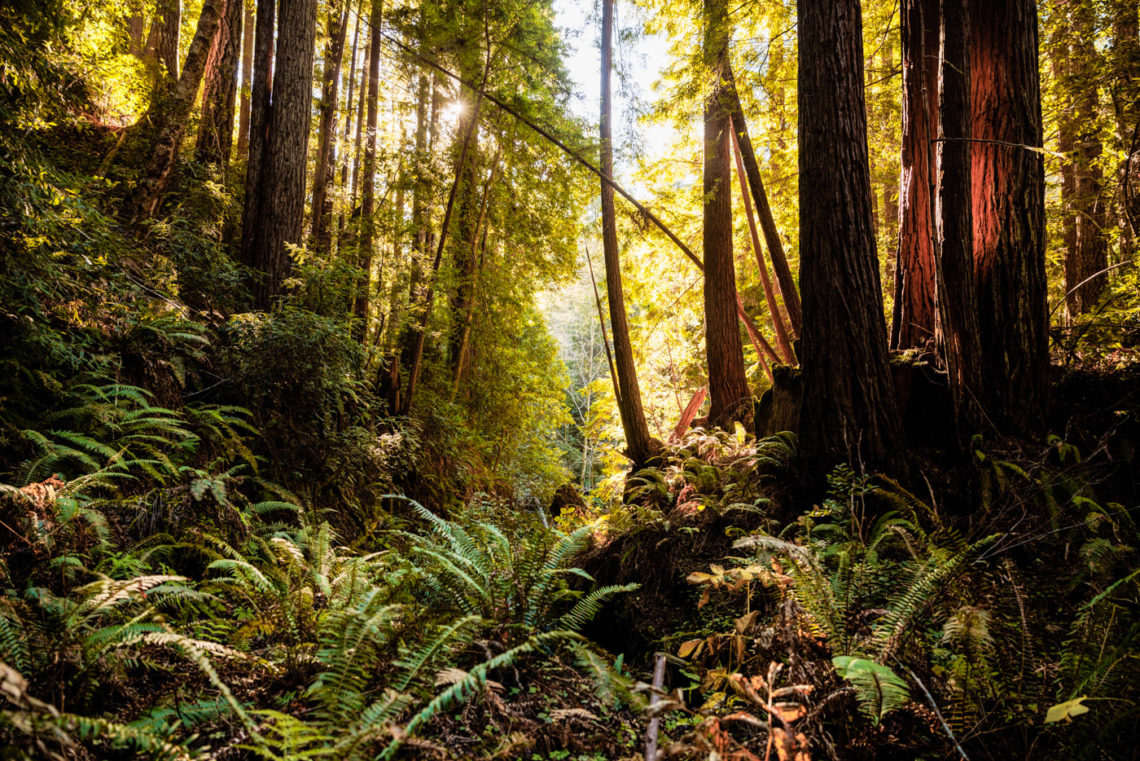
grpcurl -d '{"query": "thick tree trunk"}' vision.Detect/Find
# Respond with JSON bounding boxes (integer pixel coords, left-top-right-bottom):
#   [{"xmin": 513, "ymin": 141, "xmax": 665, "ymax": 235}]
[
  {"xmin": 242, "ymin": 0, "xmax": 319, "ymax": 307},
  {"xmin": 236, "ymin": 0, "xmax": 254, "ymax": 157},
  {"xmin": 892, "ymin": 0, "xmax": 940, "ymax": 350},
  {"xmin": 130, "ymin": 0, "xmax": 224, "ymax": 220},
  {"xmin": 970, "ymin": 0, "xmax": 1049, "ymax": 434},
  {"xmin": 600, "ymin": 0, "xmax": 656, "ymax": 463},
  {"xmin": 703, "ymin": 0, "xmax": 751, "ymax": 427},
  {"xmin": 239, "ymin": 0, "xmax": 275, "ymax": 276},
  {"xmin": 353, "ymin": 0, "xmax": 383, "ymax": 338},
  {"xmin": 196, "ymin": 0, "xmax": 242, "ymax": 172},
  {"xmin": 310, "ymin": 0, "xmax": 352, "ymax": 252},
  {"xmin": 798, "ymin": 0, "xmax": 906, "ymax": 476},
  {"xmin": 722, "ymin": 65, "xmax": 802, "ymax": 338},
  {"xmin": 1059, "ymin": 0, "xmax": 1108, "ymax": 318},
  {"xmin": 1112, "ymin": 1, "xmax": 1140, "ymax": 251},
  {"xmin": 936, "ymin": 0, "xmax": 985, "ymax": 434}
]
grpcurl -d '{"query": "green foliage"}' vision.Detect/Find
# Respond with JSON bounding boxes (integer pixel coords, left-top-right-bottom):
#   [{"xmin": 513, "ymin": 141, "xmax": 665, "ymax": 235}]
[{"xmin": 832, "ymin": 656, "xmax": 910, "ymax": 725}]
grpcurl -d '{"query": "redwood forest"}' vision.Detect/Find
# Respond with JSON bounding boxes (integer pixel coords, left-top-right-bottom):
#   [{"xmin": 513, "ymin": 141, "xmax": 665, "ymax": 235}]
[{"xmin": 1, "ymin": 0, "xmax": 1139, "ymax": 757}]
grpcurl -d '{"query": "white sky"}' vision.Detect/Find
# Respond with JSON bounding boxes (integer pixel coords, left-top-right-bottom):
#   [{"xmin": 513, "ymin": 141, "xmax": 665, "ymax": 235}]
[{"xmin": 552, "ymin": 0, "xmax": 677, "ymax": 185}]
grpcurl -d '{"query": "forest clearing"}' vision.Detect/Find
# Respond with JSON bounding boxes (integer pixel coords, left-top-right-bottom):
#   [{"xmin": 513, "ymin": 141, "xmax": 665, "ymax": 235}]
[{"xmin": 1, "ymin": 0, "xmax": 1138, "ymax": 758}]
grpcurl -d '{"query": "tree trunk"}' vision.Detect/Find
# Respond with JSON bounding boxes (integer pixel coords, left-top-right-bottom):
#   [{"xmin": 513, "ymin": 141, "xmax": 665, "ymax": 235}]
[
  {"xmin": 722, "ymin": 65, "xmax": 802, "ymax": 338},
  {"xmin": 310, "ymin": 0, "xmax": 352, "ymax": 252},
  {"xmin": 148, "ymin": 0, "xmax": 182, "ymax": 81},
  {"xmin": 798, "ymin": 0, "xmax": 906, "ymax": 476},
  {"xmin": 401, "ymin": 87, "xmax": 485, "ymax": 415},
  {"xmin": 239, "ymin": 0, "xmax": 275, "ymax": 276},
  {"xmin": 196, "ymin": 0, "xmax": 242, "ymax": 172},
  {"xmin": 130, "ymin": 0, "xmax": 224, "ymax": 220},
  {"xmin": 353, "ymin": 0, "xmax": 383, "ymax": 338},
  {"xmin": 970, "ymin": 0, "xmax": 1048, "ymax": 434},
  {"xmin": 1059, "ymin": 0, "xmax": 1108, "ymax": 318},
  {"xmin": 336, "ymin": 10, "xmax": 362, "ymax": 239},
  {"xmin": 892, "ymin": 0, "xmax": 940, "ymax": 350},
  {"xmin": 1112, "ymin": 1, "xmax": 1140, "ymax": 253},
  {"xmin": 242, "ymin": 0, "xmax": 319, "ymax": 307},
  {"xmin": 348, "ymin": 35, "xmax": 371, "ymax": 225},
  {"xmin": 936, "ymin": 0, "xmax": 985, "ymax": 435},
  {"xmin": 447, "ymin": 58, "xmax": 484, "ymax": 374},
  {"xmin": 236, "ymin": 0, "xmax": 254, "ymax": 157},
  {"xmin": 703, "ymin": 0, "xmax": 751, "ymax": 428},
  {"xmin": 601, "ymin": 0, "xmax": 656, "ymax": 463}
]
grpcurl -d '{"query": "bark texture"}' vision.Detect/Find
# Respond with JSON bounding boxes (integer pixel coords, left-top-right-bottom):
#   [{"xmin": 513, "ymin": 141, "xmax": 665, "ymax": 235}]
[
  {"xmin": 241, "ymin": 0, "xmax": 319, "ymax": 307},
  {"xmin": 148, "ymin": 0, "xmax": 182, "ymax": 81},
  {"xmin": 196, "ymin": 0, "xmax": 242, "ymax": 171},
  {"xmin": 936, "ymin": 0, "xmax": 985, "ymax": 433},
  {"xmin": 798, "ymin": 0, "xmax": 905, "ymax": 475},
  {"xmin": 703, "ymin": 0, "xmax": 751, "ymax": 427},
  {"xmin": 970, "ymin": 0, "xmax": 1049, "ymax": 434},
  {"xmin": 892, "ymin": 0, "xmax": 940, "ymax": 350},
  {"xmin": 131, "ymin": 0, "xmax": 223, "ymax": 220}
]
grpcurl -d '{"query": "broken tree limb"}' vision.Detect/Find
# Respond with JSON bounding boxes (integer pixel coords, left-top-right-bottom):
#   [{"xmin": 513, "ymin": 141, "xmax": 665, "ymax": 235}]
[
  {"xmin": 723, "ymin": 63, "xmax": 802, "ymax": 336},
  {"xmin": 670, "ymin": 387, "xmax": 707, "ymax": 443},
  {"xmin": 730, "ymin": 119, "xmax": 796, "ymax": 365}
]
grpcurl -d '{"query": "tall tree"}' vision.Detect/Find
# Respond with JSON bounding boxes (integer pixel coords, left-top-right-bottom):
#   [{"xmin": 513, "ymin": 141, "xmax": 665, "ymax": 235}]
[
  {"xmin": 798, "ymin": 0, "xmax": 905, "ymax": 475},
  {"xmin": 970, "ymin": 0, "xmax": 1048, "ymax": 433},
  {"xmin": 236, "ymin": 0, "xmax": 254, "ymax": 156},
  {"xmin": 310, "ymin": 0, "xmax": 353, "ymax": 252},
  {"xmin": 702, "ymin": 0, "xmax": 751, "ymax": 426},
  {"xmin": 600, "ymin": 0, "xmax": 655, "ymax": 464},
  {"xmin": 892, "ymin": 0, "xmax": 940, "ymax": 350},
  {"xmin": 130, "ymin": 0, "xmax": 224, "ymax": 220},
  {"xmin": 196, "ymin": 0, "xmax": 242, "ymax": 172},
  {"xmin": 240, "ymin": 0, "xmax": 319, "ymax": 306},
  {"xmin": 1057, "ymin": 0, "xmax": 1108, "ymax": 318},
  {"xmin": 353, "ymin": 0, "xmax": 383, "ymax": 337},
  {"xmin": 936, "ymin": 0, "xmax": 985, "ymax": 434}
]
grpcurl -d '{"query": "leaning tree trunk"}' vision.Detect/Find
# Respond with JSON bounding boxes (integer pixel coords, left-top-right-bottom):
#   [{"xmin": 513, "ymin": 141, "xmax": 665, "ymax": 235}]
[
  {"xmin": 936, "ymin": 0, "xmax": 985, "ymax": 435},
  {"xmin": 244, "ymin": 0, "xmax": 319, "ymax": 307},
  {"xmin": 970, "ymin": 0, "xmax": 1049, "ymax": 435},
  {"xmin": 353, "ymin": 0, "xmax": 383, "ymax": 339},
  {"xmin": 703, "ymin": 0, "xmax": 751, "ymax": 427},
  {"xmin": 798, "ymin": 0, "xmax": 906, "ymax": 476},
  {"xmin": 600, "ymin": 0, "xmax": 656, "ymax": 464},
  {"xmin": 196, "ymin": 0, "xmax": 242, "ymax": 173},
  {"xmin": 130, "ymin": 0, "xmax": 224, "ymax": 220},
  {"xmin": 892, "ymin": 0, "xmax": 940, "ymax": 350},
  {"xmin": 310, "ymin": 0, "xmax": 352, "ymax": 253}
]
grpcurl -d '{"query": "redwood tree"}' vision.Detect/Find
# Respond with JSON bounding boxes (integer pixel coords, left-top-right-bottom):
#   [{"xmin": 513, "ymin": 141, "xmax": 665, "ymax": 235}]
[
  {"xmin": 600, "ymin": 0, "xmax": 655, "ymax": 464},
  {"xmin": 798, "ymin": 0, "xmax": 905, "ymax": 475},
  {"xmin": 892, "ymin": 0, "xmax": 940, "ymax": 350},
  {"xmin": 353, "ymin": 0, "xmax": 382, "ymax": 336},
  {"xmin": 240, "ymin": 0, "xmax": 319, "ymax": 307},
  {"xmin": 936, "ymin": 0, "xmax": 985, "ymax": 433},
  {"xmin": 196, "ymin": 0, "xmax": 242, "ymax": 171},
  {"xmin": 310, "ymin": 0, "xmax": 352, "ymax": 252},
  {"xmin": 970, "ymin": 0, "xmax": 1048, "ymax": 434},
  {"xmin": 702, "ymin": 0, "xmax": 751, "ymax": 427}
]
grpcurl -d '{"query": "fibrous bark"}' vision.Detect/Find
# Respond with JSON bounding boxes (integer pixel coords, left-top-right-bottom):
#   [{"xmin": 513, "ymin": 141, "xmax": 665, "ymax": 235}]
[
  {"xmin": 798, "ymin": 0, "xmax": 906, "ymax": 475},
  {"xmin": 310, "ymin": 0, "xmax": 352, "ymax": 252},
  {"xmin": 970, "ymin": 0, "xmax": 1048, "ymax": 434},
  {"xmin": 892, "ymin": 0, "xmax": 940, "ymax": 350},
  {"xmin": 196, "ymin": 0, "xmax": 242, "ymax": 172},
  {"xmin": 703, "ymin": 0, "xmax": 751, "ymax": 427}
]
